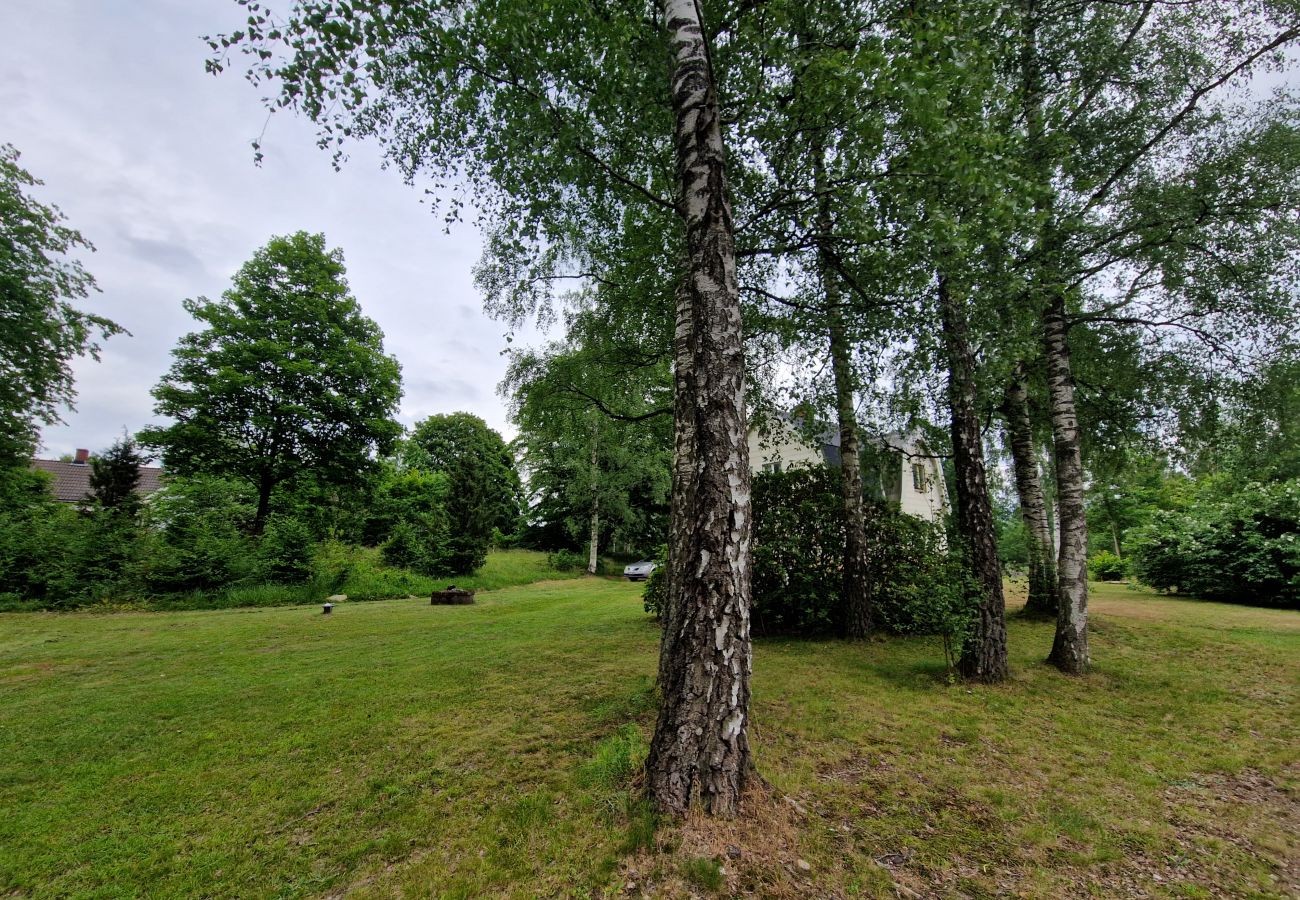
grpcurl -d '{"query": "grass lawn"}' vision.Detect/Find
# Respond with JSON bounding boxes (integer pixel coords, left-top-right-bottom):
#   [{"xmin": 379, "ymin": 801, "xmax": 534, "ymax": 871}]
[
  {"xmin": 133, "ymin": 548, "xmax": 582, "ymax": 612},
  {"xmin": 1, "ymin": 579, "xmax": 1296, "ymax": 898}
]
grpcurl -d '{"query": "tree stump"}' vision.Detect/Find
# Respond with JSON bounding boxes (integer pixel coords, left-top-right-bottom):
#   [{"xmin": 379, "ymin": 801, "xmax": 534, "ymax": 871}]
[{"xmin": 430, "ymin": 586, "xmax": 474, "ymax": 605}]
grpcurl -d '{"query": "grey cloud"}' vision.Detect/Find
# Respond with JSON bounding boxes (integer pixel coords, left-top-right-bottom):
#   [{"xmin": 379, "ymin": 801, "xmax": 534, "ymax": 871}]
[
  {"xmin": 121, "ymin": 235, "xmax": 207, "ymax": 277},
  {"xmin": 1, "ymin": 0, "xmax": 537, "ymax": 457}
]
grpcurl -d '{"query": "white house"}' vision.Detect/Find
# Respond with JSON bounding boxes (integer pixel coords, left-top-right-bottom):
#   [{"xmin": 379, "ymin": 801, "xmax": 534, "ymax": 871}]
[{"xmin": 746, "ymin": 415, "xmax": 950, "ymax": 525}]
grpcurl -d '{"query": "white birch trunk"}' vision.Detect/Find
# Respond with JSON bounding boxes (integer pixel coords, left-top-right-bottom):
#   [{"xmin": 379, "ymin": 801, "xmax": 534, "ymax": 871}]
[{"xmin": 646, "ymin": 0, "xmax": 753, "ymax": 817}]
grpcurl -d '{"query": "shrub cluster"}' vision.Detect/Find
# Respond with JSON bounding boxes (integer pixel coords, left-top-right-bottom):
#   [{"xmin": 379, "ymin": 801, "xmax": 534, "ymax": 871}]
[
  {"xmin": 1087, "ymin": 550, "xmax": 1128, "ymax": 582},
  {"xmin": 546, "ymin": 549, "xmax": 587, "ymax": 572},
  {"xmin": 1128, "ymin": 479, "xmax": 1299, "ymax": 608}
]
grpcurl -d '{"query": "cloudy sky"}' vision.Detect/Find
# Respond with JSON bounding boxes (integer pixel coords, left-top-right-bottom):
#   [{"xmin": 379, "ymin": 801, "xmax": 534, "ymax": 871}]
[{"xmin": 2, "ymin": 0, "xmax": 539, "ymax": 459}]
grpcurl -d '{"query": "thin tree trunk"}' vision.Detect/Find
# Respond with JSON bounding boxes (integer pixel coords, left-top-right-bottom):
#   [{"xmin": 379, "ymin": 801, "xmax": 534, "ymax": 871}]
[
  {"xmin": 1002, "ymin": 371, "xmax": 1060, "ymax": 617},
  {"xmin": 937, "ymin": 275, "xmax": 1009, "ymax": 683},
  {"xmin": 252, "ymin": 470, "xmax": 274, "ymax": 535},
  {"xmin": 587, "ymin": 430, "xmax": 600, "ymax": 575},
  {"xmin": 647, "ymin": 0, "xmax": 753, "ymax": 817},
  {"xmin": 1021, "ymin": 0, "xmax": 1088, "ymax": 672},
  {"xmin": 1043, "ymin": 291, "xmax": 1090, "ymax": 674},
  {"xmin": 813, "ymin": 149, "xmax": 872, "ymax": 640}
]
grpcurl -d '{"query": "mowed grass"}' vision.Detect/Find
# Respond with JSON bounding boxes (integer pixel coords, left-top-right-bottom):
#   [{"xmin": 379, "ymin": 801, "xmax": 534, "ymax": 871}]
[{"xmin": 1, "ymin": 579, "xmax": 1296, "ymax": 898}]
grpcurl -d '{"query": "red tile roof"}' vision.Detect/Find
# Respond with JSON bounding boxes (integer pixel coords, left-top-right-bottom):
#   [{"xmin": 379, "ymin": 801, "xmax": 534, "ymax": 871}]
[{"xmin": 30, "ymin": 460, "xmax": 166, "ymax": 504}]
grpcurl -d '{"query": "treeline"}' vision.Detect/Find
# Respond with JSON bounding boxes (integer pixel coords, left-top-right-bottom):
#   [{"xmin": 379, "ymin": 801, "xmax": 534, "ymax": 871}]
[{"xmin": 0, "ymin": 227, "xmax": 533, "ymax": 609}]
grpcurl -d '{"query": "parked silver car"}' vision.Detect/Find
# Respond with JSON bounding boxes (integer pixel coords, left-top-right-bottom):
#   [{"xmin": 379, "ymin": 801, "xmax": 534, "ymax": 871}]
[{"xmin": 623, "ymin": 560, "xmax": 658, "ymax": 581}]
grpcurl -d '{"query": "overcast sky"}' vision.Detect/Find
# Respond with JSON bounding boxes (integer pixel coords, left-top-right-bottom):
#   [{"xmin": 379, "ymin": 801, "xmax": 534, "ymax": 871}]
[{"xmin": 2, "ymin": 0, "xmax": 538, "ymax": 459}]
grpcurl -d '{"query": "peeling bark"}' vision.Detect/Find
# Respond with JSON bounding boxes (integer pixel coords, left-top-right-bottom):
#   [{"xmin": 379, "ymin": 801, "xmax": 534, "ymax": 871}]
[
  {"xmin": 937, "ymin": 275, "xmax": 1009, "ymax": 683},
  {"xmin": 647, "ymin": 0, "xmax": 753, "ymax": 817},
  {"xmin": 1002, "ymin": 372, "xmax": 1060, "ymax": 618},
  {"xmin": 1043, "ymin": 291, "xmax": 1090, "ymax": 674}
]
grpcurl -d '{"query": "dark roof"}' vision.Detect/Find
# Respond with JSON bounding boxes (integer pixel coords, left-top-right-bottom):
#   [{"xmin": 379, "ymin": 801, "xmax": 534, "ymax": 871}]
[{"xmin": 30, "ymin": 460, "xmax": 166, "ymax": 503}]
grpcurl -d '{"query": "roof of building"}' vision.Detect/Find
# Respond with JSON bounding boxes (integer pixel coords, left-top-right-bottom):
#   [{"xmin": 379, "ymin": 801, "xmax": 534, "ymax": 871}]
[{"xmin": 30, "ymin": 460, "xmax": 166, "ymax": 504}]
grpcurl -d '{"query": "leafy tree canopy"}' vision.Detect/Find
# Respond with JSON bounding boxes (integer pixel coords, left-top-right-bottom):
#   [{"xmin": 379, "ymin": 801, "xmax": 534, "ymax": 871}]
[
  {"xmin": 406, "ymin": 412, "xmax": 521, "ymax": 535},
  {"xmin": 0, "ymin": 144, "xmax": 123, "ymax": 463},
  {"xmin": 140, "ymin": 231, "xmax": 402, "ymax": 532}
]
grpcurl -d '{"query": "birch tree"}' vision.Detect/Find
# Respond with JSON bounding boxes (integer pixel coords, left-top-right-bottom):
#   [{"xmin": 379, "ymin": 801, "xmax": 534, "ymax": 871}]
[
  {"xmin": 1012, "ymin": 0, "xmax": 1299, "ymax": 673},
  {"xmin": 215, "ymin": 0, "xmax": 757, "ymax": 814}
]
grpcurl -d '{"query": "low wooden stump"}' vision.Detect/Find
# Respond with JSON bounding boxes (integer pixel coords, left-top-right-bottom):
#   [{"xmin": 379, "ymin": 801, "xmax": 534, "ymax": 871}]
[{"xmin": 430, "ymin": 586, "xmax": 475, "ymax": 605}]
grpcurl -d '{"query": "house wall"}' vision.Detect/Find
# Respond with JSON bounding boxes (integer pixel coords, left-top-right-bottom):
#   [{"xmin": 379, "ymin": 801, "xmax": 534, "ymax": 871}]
[
  {"xmin": 746, "ymin": 421, "xmax": 823, "ymax": 473},
  {"xmin": 747, "ymin": 419, "xmax": 950, "ymax": 526},
  {"xmin": 896, "ymin": 449, "xmax": 949, "ymax": 523}
]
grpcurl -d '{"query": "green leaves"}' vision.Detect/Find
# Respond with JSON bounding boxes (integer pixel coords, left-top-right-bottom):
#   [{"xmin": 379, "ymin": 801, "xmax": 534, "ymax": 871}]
[
  {"xmin": 141, "ymin": 231, "xmax": 403, "ymax": 529},
  {"xmin": 0, "ymin": 144, "xmax": 124, "ymax": 463}
]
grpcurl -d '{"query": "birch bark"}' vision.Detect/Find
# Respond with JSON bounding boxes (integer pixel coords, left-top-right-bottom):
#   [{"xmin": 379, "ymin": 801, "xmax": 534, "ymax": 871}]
[
  {"xmin": 937, "ymin": 275, "xmax": 1009, "ymax": 683},
  {"xmin": 1002, "ymin": 372, "xmax": 1060, "ymax": 617},
  {"xmin": 587, "ymin": 428, "xmax": 600, "ymax": 575},
  {"xmin": 646, "ymin": 0, "xmax": 753, "ymax": 816},
  {"xmin": 1043, "ymin": 291, "xmax": 1090, "ymax": 673}
]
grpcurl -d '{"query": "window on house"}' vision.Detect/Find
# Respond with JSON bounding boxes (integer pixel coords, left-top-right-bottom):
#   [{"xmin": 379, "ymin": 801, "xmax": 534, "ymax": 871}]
[
  {"xmin": 912, "ymin": 463, "xmax": 926, "ymax": 492},
  {"xmin": 762, "ymin": 461, "xmax": 783, "ymax": 475}
]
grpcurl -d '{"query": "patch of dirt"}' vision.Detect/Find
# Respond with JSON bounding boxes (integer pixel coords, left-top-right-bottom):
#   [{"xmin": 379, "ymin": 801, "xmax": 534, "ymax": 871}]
[
  {"xmin": 617, "ymin": 766, "xmax": 1297, "ymax": 899},
  {"xmin": 618, "ymin": 782, "xmax": 831, "ymax": 899},
  {"xmin": 1009, "ymin": 767, "xmax": 1298, "ymax": 900}
]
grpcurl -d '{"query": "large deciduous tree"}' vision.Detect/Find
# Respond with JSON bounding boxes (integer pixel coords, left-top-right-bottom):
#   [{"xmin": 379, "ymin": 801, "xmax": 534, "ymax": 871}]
[
  {"xmin": 0, "ymin": 144, "xmax": 123, "ymax": 464},
  {"xmin": 1013, "ymin": 0, "xmax": 1299, "ymax": 673},
  {"xmin": 141, "ymin": 231, "xmax": 402, "ymax": 533}
]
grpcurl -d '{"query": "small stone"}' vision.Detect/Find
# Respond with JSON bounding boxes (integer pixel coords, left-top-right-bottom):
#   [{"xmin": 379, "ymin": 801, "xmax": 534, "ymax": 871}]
[
  {"xmin": 725, "ymin": 845, "xmax": 741, "ymax": 859},
  {"xmin": 623, "ymin": 881, "xmax": 637, "ymax": 893},
  {"xmin": 796, "ymin": 858, "xmax": 812, "ymax": 873}
]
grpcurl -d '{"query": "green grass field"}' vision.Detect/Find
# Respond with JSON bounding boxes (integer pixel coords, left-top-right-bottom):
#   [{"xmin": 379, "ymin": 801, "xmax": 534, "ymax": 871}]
[{"xmin": 1, "ymin": 579, "xmax": 1296, "ymax": 898}]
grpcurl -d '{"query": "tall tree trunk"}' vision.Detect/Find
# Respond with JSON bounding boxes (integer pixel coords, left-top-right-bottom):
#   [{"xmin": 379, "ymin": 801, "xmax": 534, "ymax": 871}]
[
  {"xmin": 937, "ymin": 275, "xmax": 1009, "ymax": 683},
  {"xmin": 252, "ymin": 470, "xmax": 274, "ymax": 535},
  {"xmin": 647, "ymin": 0, "xmax": 753, "ymax": 817},
  {"xmin": 1021, "ymin": 0, "xmax": 1088, "ymax": 672},
  {"xmin": 1002, "ymin": 371, "xmax": 1060, "ymax": 617},
  {"xmin": 1043, "ymin": 291, "xmax": 1090, "ymax": 674},
  {"xmin": 587, "ymin": 431, "xmax": 600, "ymax": 575},
  {"xmin": 658, "ymin": 277, "xmax": 694, "ymax": 689},
  {"xmin": 813, "ymin": 149, "xmax": 872, "ymax": 640}
]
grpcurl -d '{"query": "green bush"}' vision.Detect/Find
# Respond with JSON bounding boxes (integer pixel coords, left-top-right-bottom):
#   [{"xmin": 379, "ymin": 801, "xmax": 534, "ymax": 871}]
[
  {"xmin": 750, "ymin": 467, "xmax": 967, "ymax": 638},
  {"xmin": 0, "ymin": 466, "xmax": 144, "ymax": 606},
  {"xmin": 257, "ymin": 516, "xmax": 316, "ymax": 583},
  {"xmin": 1088, "ymin": 550, "xmax": 1128, "ymax": 582},
  {"xmin": 138, "ymin": 476, "xmax": 256, "ymax": 593},
  {"xmin": 642, "ymin": 563, "xmax": 667, "ymax": 617},
  {"xmin": 380, "ymin": 517, "xmax": 452, "ymax": 576},
  {"xmin": 1128, "ymin": 479, "xmax": 1300, "ymax": 608},
  {"xmin": 546, "ymin": 549, "xmax": 587, "ymax": 572}
]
